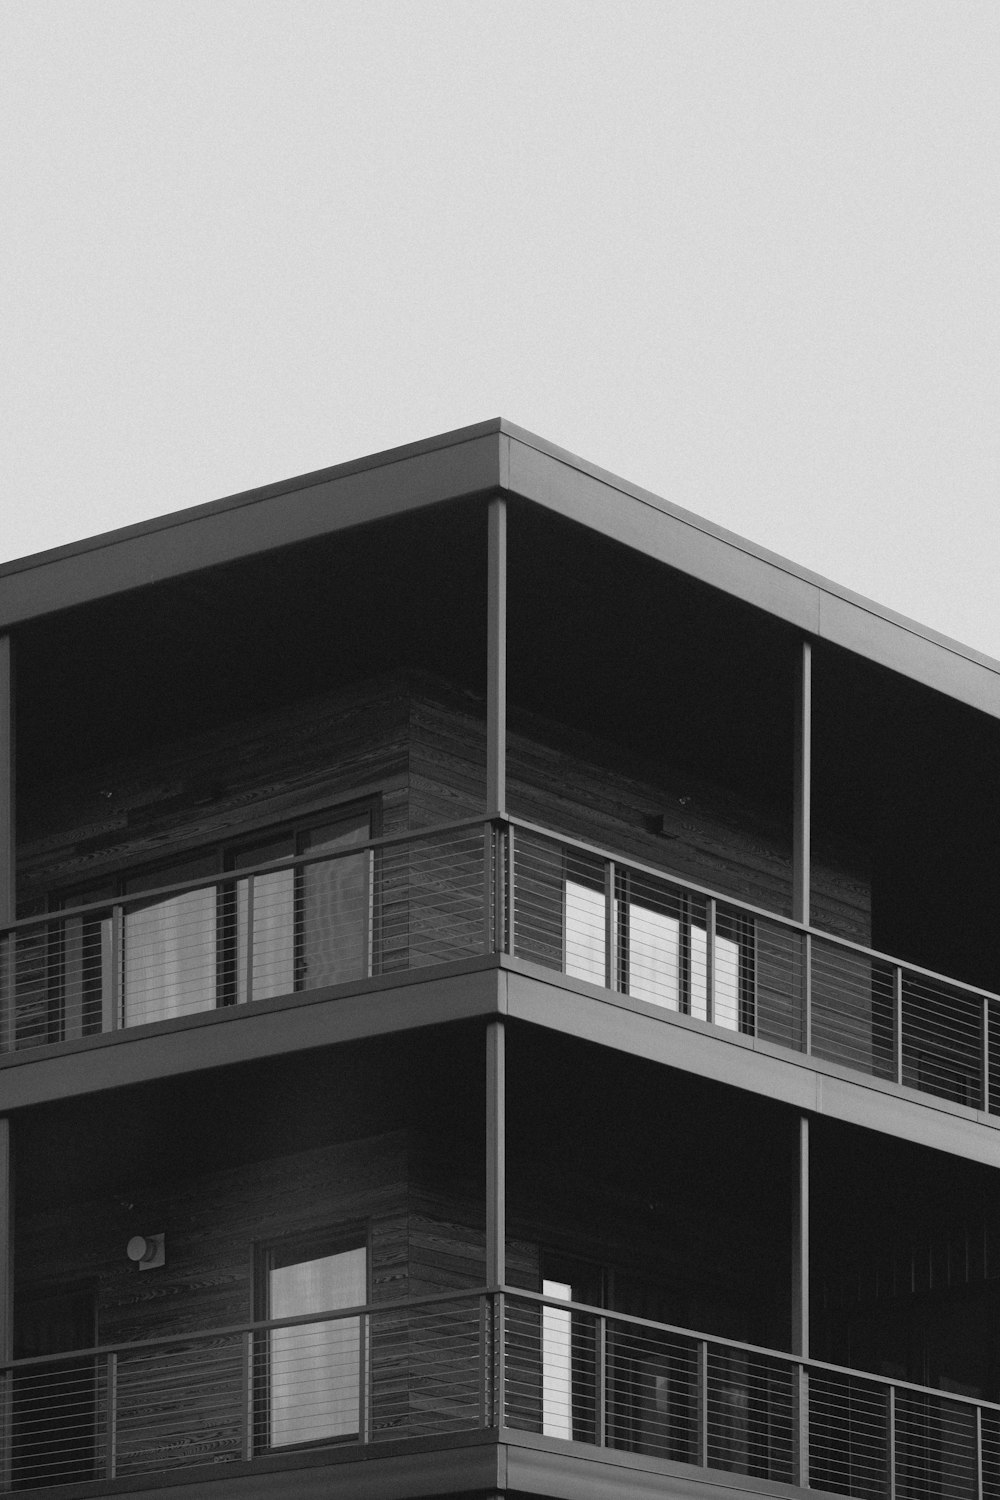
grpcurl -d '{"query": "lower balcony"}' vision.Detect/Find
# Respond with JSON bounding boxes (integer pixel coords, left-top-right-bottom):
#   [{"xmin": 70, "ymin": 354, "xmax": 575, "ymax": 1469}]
[
  {"xmin": 4, "ymin": 818, "xmax": 1000, "ymax": 1121},
  {"xmin": 4, "ymin": 1288, "xmax": 999, "ymax": 1499}
]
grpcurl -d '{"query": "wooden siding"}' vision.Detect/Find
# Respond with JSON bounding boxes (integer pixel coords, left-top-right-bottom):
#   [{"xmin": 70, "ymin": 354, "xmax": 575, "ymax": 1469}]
[
  {"xmin": 15, "ymin": 677, "xmax": 411, "ymax": 905},
  {"xmin": 408, "ymin": 685, "xmax": 871, "ymax": 943},
  {"xmin": 17, "ymin": 673, "xmax": 869, "ymax": 947}
]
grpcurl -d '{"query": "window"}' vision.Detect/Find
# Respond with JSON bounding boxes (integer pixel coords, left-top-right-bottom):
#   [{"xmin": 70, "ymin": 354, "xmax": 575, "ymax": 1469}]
[
  {"xmin": 561, "ymin": 860, "xmax": 754, "ymax": 1032},
  {"xmin": 49, "ymin": 801, "xmax": 376, "ymax": 1033},
  {"xmin": 540, "ymin": 1255, "xmax": 603, "ymax": 1443},
  {"xmin": 258, "ymin": 1234, "xmax": 368, "ymax": 1449}
]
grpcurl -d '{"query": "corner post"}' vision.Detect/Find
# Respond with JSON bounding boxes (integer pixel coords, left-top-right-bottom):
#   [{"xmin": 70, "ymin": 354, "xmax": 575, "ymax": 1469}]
[
  {"xmin": 486, "ymin": 1020, "xmax": 506, "ymax": 1428},
  {"xmin": 792, "ymin": 1115, "xmax": 809, "ymax": 1357},
  {"xmin": 0, "ymin": 1118, "xmax": 11, "ymax": 1491},
  {"xmin": 486, "ymin": 498, "xmax": 507, "ymax": 822},
  {"xmin": 792, "ymin": 1115, "xmax": 809, "ymax": 1484},
  {"xmin": 0, "ymin": 636, "xmax": 12, "ymax": 929},
  {"xmin": 792, "ymin": 640, "xmax": 811, "ymax": 927}
]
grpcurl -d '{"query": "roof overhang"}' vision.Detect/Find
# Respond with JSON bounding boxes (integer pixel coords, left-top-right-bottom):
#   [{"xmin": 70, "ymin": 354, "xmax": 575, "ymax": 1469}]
[{"xmin": 3, "ymin": 418, "xmax": 999, "ymax": 716}]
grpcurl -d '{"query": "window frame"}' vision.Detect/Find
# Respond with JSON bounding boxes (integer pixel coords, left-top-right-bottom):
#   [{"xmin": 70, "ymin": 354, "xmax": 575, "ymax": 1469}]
[
  {"xmin": 253, "ymin": 1225, "xmax": 371, "ymax": 1453},
  {"xmin": 42, "ymin": 795, "xmax": 381, "ymax": 1036}
]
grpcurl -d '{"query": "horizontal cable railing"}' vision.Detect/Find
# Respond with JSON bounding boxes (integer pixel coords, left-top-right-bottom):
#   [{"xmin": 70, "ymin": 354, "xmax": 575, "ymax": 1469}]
[
  {"xmin": 3, "ymin": 811, "xmax": 999, "ymax": 1116},
  {"xmin": 1, "ymin": 1290, "xmax": 489, "ymax": 1490},
  {"xmin": 7, "ymin": 1288, "xmax": 1000, "ymax": 1497},
  {"xmin": 0, "ymin": 820, "xmax": 494, "ymax": 1052},
  {"xmin": 503, "ymin": 1289, "xmax": 1000, "ymax": 1500},
  {"xmin": 506, "ymin": 817, "xmax": 1000, "ymax": 1115}
]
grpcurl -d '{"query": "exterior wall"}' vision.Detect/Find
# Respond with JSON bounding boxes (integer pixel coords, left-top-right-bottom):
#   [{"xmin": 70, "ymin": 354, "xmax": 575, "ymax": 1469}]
[
  {"xmin": 409, "ymin": 688, "xmax": 870, "ymax": 944},
  {"xmin": 16, "ymin": 673, "xmax": 869, "ymax": 948}
]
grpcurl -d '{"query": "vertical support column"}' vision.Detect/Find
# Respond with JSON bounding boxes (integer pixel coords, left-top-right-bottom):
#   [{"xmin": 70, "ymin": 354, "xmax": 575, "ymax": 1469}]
[
  {"xmin": 486, "ymin": 1020, "xmax": 506, "ymax": 1430},
  {"xmin": 486, "ymin": 498, "xmax": 507, "ymax": 822},
  {"xmin": 0, "ymin": 1118, "xmax": 12, "ymax": 1491},
  {"xmin": 792, "ymin": 1115, "xmax": 809, "ymax": 1357},
  {"xmin": 792, "ymin": 640, "xmax": 811, "ymax": 927},
  {"xmin": 792, "ymin": 1115, "xmax": 809, "ymax": 1485}
]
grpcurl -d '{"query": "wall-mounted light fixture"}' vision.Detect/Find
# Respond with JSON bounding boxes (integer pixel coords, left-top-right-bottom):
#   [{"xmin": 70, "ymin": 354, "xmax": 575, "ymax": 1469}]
[{"xmin": 126, "ymin": 1233, "xmax": 165, "ymax": 1270}]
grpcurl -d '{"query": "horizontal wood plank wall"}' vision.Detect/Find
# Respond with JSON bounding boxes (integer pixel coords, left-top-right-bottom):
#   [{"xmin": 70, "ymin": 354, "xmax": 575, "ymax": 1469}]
[
  {"xmin": 15, "ymin": 678, "xmax": 411, "ymax": 905},
  {"xmin": 15, "ymin": 1134, "xmax": 410, "ymax": 1470},
  {"xmin": 408, "ymin": 686, "xmax": 871, "ymax": 943}
]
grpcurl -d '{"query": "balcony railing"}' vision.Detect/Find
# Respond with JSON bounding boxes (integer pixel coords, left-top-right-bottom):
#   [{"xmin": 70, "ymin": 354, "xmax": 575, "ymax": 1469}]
[
  {"xmin": 4, "ymin": 1288, "xmax": 1000, "ymax": 1498},
  {"xmin": 3, "ymin": 815, "xmax": 1000, "ymax": 1115}
]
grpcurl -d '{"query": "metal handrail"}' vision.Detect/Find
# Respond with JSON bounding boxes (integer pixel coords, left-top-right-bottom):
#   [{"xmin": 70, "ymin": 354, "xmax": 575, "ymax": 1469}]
[
  {"xmin": 0, "ymin": 1286, "xmax": 491, "ymax": 1374},
  {"xmin": 4, "ymin": 1289, "xmax": 993, "ymax": 1495},
  {"xmin": 506, "ymin": 814, "xmax": 999, "ymax": 1010}
]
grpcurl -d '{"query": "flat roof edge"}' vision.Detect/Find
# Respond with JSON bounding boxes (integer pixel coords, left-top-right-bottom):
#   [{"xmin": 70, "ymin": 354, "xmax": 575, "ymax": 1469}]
[{"xmin": 4, "ymin": 418, "xmax": 1000, "ymax": 715}]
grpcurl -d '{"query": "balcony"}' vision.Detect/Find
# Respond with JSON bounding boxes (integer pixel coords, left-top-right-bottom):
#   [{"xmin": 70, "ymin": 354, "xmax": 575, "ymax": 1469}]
[
  {"xmin": 4, "ymin": 1287, "xmax": 999, "ymax": 1497},
  {"xmin": 2, "ymin": 817, "xmax": 999, "ymax": 1116}
]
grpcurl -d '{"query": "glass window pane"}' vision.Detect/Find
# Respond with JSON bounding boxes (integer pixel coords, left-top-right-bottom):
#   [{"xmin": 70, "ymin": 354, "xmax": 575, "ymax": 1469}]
[
  {"xmin": 300, "ymin": 816, "xmax": 371, "ymax": 989},
  {"xmin": 565, "ymin": 879, "xmax": 606, "ymax": 984},
  {"xmin": 714, "ymin": 932, "xmax": 741, "ymax": 1031},
  {"xmin": 234, "ymin": 838, "xmax": 294, "ymax": 1003},
  {"xmin": 123, "ymin": 858, "xmax": 218, "ymax": 1027},
  {"xmin": 628, "ymin": 903, "xmax": 681, "ymax": 1008},
  {"xmin": 269, "ymin": 1246, "xmax": 366, "ymax": 1447},
  {"xmin": 542, "ymin": 1279, "xmax": 573, "ymax": 1440},
  {"xmin": 690, "ymin": 922, "xmax": 709, "ymax": 1022}
]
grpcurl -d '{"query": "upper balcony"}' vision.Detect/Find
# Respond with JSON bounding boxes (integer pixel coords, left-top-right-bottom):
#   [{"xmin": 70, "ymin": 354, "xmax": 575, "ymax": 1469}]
[
  {"xmin": 4, "ymin": 802, "xmax": 1000, "ymax": 1136},
  {"xmin": 5, "ymin": 423, "xmax": 1000, "ymax": 1142}
]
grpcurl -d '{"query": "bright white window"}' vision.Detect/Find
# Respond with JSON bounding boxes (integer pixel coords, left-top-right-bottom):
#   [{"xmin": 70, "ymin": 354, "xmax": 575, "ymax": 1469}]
[
  {"xmin": 542, "ymin": 1278, "xmax": 574, "ymax": 1439},
  {"xmin": 565, "ymin": 880, "xmax": 606, "ymax": 984},
  {"xmin": 268, "ymin": 1242, "xmax": 367, "ymax": 1447},
  {"xmin": 626, "ymin": 902, "xmax": 681, "ymax": 1008}
]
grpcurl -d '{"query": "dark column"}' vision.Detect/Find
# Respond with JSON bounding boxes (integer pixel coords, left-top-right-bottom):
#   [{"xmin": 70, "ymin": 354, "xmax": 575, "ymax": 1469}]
[
  {"xmin": 792, "ymin": 1114, "xmax": 809, "ymax": 1357},
  {"xmin": 486, "ymin": 1019, "xmax": 505, "ymax": 1286},
  {"xmin": 792, "ymin": 639, "xmax": 811, "ymax": 926},
  {"xmin": 0, "ymin": 636, "xmax": 12, "ymax": 927},
  {"xmin": 486, "ymin": 498, "xmax": 507, "ymax": 820}
]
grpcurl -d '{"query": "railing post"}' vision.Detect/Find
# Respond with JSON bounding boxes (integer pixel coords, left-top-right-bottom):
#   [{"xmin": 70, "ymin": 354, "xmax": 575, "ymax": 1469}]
[
  {"xmin": 244, "ymin": 874, "xmax": 255, "ymax": 1003},
  {"xmin": 358, "ymin": 1311, "xmax": 368, "ymax": 1443},
  {"xmin": 496, "ymin": 823, "xmax": 509, "ymax": 956},
  {"xmin": 107, "ymin": 904, "xmax": 123, "ymax": 1032},
  {"xmin": 698, "ymin": 1339, "xmax": 709, "ymax": 1468},
  {"xmin": 479, "ymin": 1293, "xmax": 489, "ymax": 1427},
  {"xmin": 981, "ymin": 996, "xmax": 990, "ymax": 1114},
  {"xmin": 802, "ymin": 931, "xmax": 812, "ymax": 1056},
  {"xmin": 241, "ymin": 1329, "xmax": 254, "ymax": 1459},
  {"xmin": 604, "ymin": 862, "xmax": 616, "ymax": 991},
  {"xmin": 977, "ymin": 1402, "xmax": 984, "ymax": 1500},
  {"xmin": 595, "ymin": 1315, "xmax": 606, "ymax": 1447},
  {"xmin": 706, "ymin": 896, "xmax": 716, "ymax": 1024},
  {"xmin": 888, "ymin": 1383, "xmax": 896, "ymax": 1499},
  {"xmin": 795, "ymin": 1364, "xmax": 809, "ymax": 1487},
  {"xmin": 894, "ymin": 967, "xmax": 904, "ymax": 1086},
  {"xmin": 105, "ymin": 1351, "xmax": 117, "ymax": 1479},
  {"xmin": 495, "ymin": 1290, "xmax": 506, "ymax": 1431}
]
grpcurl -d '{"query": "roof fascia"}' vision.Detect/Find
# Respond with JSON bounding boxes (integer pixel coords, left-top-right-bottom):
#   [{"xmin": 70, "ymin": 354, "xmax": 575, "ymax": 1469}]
[
  {"xmin": 501, "ymin": 424, "xmax": 1000, "ymax": 718},
  {"xmin": 0, "ymin": 421, "xmax": 505, "ymax": 628}
]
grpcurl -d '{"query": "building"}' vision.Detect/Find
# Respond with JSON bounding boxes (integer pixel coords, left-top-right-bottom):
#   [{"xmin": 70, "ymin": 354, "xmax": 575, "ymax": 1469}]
[{"xmin": 2, "ymin": 418, "xmax": 1000, "ymax": 1499}]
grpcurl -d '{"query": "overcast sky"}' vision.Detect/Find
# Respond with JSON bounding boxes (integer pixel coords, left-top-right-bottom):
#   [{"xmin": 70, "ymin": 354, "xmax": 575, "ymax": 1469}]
[{"xmin": 3, "ymin": 2, "xmax": 999, "ymax": 657}]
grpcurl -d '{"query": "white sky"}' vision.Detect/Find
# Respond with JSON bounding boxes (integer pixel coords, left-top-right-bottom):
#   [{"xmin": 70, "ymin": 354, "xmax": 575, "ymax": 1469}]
[{"xmin": 3, "ymin": 1, "xmax": 999, "ymax": 656}]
